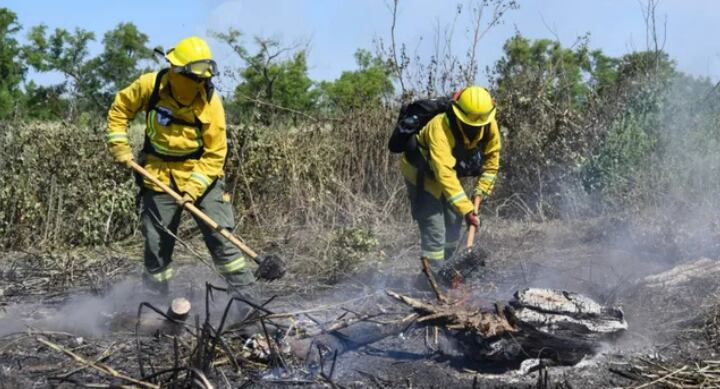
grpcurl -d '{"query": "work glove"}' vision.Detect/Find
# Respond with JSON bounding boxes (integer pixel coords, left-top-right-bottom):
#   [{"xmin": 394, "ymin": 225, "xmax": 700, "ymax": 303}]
[
  {"xmin": 464, "ymin": 211, "xmax": 479, "ymax": 228},
  {"xmin": 179, "ymin": 193, "xmax": 195, "ymax": 207},
  {"xmin": 114, "ymin": 154, "xmax": 134, "ymax": 169}
]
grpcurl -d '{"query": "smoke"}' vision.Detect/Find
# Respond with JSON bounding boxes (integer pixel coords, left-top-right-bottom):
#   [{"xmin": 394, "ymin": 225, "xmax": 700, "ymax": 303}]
[
  {"xmin": 0, "ymin": 264, "xmax": 250, "ymax": 337},
  {"xmin": 472, "ymin": 72, "xmax": 720, "ymax": 356},
  {"xmin": 0, "ymin": 279, "xmax": 151, "ymax": 337}
]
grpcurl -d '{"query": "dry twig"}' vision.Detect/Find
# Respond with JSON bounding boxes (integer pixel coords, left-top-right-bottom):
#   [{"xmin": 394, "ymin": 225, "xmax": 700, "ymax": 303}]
[{"xmin": 37, "ymin": 337, "xmax": 159, "ymax": 389}]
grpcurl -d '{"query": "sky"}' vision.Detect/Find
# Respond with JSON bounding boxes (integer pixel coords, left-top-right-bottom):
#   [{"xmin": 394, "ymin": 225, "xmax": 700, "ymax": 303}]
[{"xmin": 5, "ymin": 0, "xmax": 720, "ymax": 92}]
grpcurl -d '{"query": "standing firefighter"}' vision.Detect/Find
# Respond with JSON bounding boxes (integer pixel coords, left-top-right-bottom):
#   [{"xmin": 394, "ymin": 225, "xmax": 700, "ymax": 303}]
[
  {"xmin": 390, "ymin": 86, "xmax": 500, "ymax": 275},
  {"xmin": 106, "ymin": 36, "xmax": 254, "ymax": 295}
]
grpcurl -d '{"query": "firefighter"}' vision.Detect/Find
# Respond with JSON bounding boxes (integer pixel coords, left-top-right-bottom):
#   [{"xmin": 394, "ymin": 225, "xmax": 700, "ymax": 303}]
[
  {"xmin": 400, "ymin": 86, "xmax": 500, "ymax": 268},
  {"xmin": 106, "ymin": 36, "xmax": 254, "ymax": 295}
]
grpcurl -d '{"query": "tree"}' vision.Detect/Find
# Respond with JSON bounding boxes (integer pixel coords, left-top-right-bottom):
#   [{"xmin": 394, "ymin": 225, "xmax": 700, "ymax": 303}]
[
  {"xmin": 378, "ymin": 0, "xmax": 518, "ymax": 97},
  {"xmin": 319, "ymin": 49, "xmax": 394, "ymax": 110},
  {"xmin": 0, "ymin": 8, "xmax": 26, "ymax": 119},
  {"xmin": 24, "ymin": 24, "xmax": 101, "ymax": 118},
  {"xmin": 23, "ymin": 22, "xmax": 153, "ymax": 120},
  {"xmin": 214, "ymin": 29, "xmax": 318, "ymax": 123},
  {"xmin": 489, "ymin": 34, "xmax": 618, "ymax": 216},
  {"xmin": 22, "ymin": 81, "xmax": 68, "ymax": 120},
  {"xmin": 91, "ymin": 22, "xmax": 154, "ymax": 97}
]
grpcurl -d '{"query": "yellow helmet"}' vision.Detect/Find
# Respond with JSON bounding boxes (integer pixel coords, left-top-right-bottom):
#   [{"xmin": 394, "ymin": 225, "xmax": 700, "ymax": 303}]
[
  {"xmin": 165, "ymin": 36, "xmax": 217, "ymax": 78},
  {"xmin": 452, "ymin": 86, "xmax": 496, "ymax": 126}
]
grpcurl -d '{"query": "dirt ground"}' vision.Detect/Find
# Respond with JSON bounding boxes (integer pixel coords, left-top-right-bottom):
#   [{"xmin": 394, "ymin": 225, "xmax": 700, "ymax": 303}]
[{"xmin": 1, "ymin": 217, "xmax": 718, "ymax": 388}]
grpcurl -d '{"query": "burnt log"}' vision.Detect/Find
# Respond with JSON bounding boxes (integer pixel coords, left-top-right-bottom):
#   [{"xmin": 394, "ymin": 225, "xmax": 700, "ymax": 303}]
[
  {"xmin": 467, "ymin": 289, "xmax": 627, "ymax": 365},
  {"xmin": 622, "ymin": 257, "xmax": 720, "ymax": 336},
  {"xmin": 285, "ymin": 288, "xmax": 626, "ymax": 368},
  {"xmin": 166, "ymin": 297, "xmax": 191, "ymax": 322},
  {"xmin": 391, "ymin": 288, "xmax": 626, "ymax": 366}
]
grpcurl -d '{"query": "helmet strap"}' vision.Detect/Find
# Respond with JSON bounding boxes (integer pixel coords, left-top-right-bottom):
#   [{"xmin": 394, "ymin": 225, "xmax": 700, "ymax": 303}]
[{"xmin": 452, "ymin": 88, "xmax": 465, "ymax": 101}]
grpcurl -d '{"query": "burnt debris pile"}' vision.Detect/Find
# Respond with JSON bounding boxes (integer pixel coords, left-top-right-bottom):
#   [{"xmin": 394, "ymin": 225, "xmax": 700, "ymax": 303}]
[
  {"xmin": 387, "ymin": 287, "xmax": 627, "ymax": 366},
  {"xmin": 0, "ymin": 279, "xmax": 628, "ymax": 387}
]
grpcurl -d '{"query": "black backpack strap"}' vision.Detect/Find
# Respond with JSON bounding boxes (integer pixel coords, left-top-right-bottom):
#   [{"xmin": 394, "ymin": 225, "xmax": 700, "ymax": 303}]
[
  {"xmin": 146, "ymin": 68, "xmax": 169, "ymax": 118},
  {"xmin": 446, "ymin": 109, "xmax": 490, "ymax": 160},
  {"xmin": 447, "ymin": 109, "xmax": 492, "ymax": 177},
  {"xmin": 142, "ymin": 68, "xmax": 206, "ymax": 162},
  {"xmin": 446, "ymin": 108, "xmax": 467, "ymax": 160},
  {"xmin": 145, "ymin": 68, "xmax": 199, "ymax": 128},
  {"xmin": 204, "ymin": 77, "xmax": 215, "ymax": 101}
]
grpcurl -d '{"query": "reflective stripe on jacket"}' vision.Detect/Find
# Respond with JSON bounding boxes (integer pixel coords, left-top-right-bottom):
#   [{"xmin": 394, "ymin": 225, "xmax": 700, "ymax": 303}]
[
  {"xmin": 400, "ymin": 113, "xmax": 500, "ymax": 215},
  {"xmin": 106, "ymin": 71, "xmax": 227, "ymax": 199}
]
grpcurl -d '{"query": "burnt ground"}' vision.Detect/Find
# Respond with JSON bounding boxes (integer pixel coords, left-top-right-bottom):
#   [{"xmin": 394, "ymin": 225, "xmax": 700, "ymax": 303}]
[{"xmin": 1, "ymin": 217, "xmax": 719, "ymax": 388}]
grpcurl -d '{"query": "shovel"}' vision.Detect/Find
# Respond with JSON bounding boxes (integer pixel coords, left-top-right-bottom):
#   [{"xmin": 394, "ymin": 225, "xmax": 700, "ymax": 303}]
[
  {"xmin": 465, "ymin": 196, "xmax": 482, "ymax": 249},
  {"xmin": 129, "ymin": 161, "xmax": 285, "ymax": 281},
  {"xmin": 438, "ymin": 196, "xmax": 485, "ymax": 286}
]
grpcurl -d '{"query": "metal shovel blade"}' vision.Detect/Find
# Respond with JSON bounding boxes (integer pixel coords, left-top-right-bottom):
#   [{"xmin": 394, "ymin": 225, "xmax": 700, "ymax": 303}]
[
  {"xmin": 437, "ymin": 246, "xmax": 488, "ymax": 287},
  {"xmin": 254, "ymin": 254, "xmax": 286, "ymax": 281}
]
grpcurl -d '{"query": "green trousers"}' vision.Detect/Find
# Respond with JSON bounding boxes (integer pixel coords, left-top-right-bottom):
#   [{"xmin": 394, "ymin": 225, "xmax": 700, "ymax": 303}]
[
  {"xmin": 406, "ymin": 181, "xmax": 463, "ymax": 265},
  {"xmin": 141, "ymin": 178, "xmax": 255, "ymax": 290}
]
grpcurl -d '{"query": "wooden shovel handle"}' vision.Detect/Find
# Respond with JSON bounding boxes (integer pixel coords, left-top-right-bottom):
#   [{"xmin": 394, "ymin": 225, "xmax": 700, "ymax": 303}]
[
  {"xmin": 129, "ymin": 161, "xmax": 260, "ymax": 262},
  {"xmin": 466, "ymin": 196, "xmax": 482, "ymax": 249}
]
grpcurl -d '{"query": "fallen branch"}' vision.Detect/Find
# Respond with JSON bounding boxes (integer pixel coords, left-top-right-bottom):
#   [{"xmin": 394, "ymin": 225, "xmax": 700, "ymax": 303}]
[
  {"xmin": 57, "ymin": 342, "xmax": 117, "ymax": 379},
  {"xmin": 617, "ymin": 358, "xmax": 720, "ymax": 388},
  {"xmin": 386, "ymin": 291, "xmax": 516, "ymax": 337},
  {"xmin": 421, "ymin": 258, "xmax": 447, "ymax": 303},
  {"xmin": 37, "ymin": 337, "xmax": 159, "ymax": 389}
]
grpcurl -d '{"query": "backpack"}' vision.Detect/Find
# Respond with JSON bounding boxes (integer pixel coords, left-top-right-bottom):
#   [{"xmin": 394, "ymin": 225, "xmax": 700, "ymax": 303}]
[
  {"xmin": 388, "ymin": 97, "xmax": 452, "ymax": 154},
  {"xmin": 144, "ymin": 68, "xmax": 234, "ymax": 162},
  {"xmin": 388, "ymin": 97, "xmax": 488, "ymax": 178}
]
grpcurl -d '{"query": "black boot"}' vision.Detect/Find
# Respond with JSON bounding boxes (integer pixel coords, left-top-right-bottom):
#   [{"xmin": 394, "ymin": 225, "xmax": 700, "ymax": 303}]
[{"xmin": 142, "ymin": 272, "xmax": 169, "ymax": 299}]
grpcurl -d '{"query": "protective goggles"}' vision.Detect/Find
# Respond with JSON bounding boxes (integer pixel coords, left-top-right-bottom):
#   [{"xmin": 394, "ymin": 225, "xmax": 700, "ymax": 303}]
[
  {"xmin": 171, "ymin": 59, "xmax": 217, "ymax": 79},
  {"xmin": 456, "ymin": 104, "xmax": 495, "ymax": 124}
]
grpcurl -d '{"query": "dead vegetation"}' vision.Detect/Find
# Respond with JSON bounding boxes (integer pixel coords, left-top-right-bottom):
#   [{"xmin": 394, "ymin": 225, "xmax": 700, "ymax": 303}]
[
  {"xmin": 0, "ymin": 249, "xmax": 136, "ymax": 303},
  {"xmin": 0, "ymin": 214, "xmax": 717, "ymax": 389},
  {"xmin": 0, "ymin": 283, "xmax": 626, "ymax": 388}
]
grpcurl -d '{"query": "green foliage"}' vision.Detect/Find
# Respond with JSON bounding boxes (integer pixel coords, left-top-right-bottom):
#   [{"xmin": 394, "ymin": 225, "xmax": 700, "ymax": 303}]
[
  {"xmin": 0, "ymin": 122, "xmax": 138, "ymax": 249},
  {"xmin": 490, "ymin": 33, "xmax": 686, "ymax": 217},
  {"xmin": 583, "ymin": 113, "xmax": 656, "ymax": 210},
  {"xmin": 22, "ymin": 21, "xmax": 153, "ymax": 119},
  {"xmin": 21, "ymin": 81, "xmax": 68, "ymax": 120},
  {"xmin": 249, "ymin": 50, "xmax": 316, "ymax": 111},
  {"xmin": 578, "ymin": 50, "xmax": 678, "ymax": 212},
  {"xmin": 491, "ymin": 34, "xmax": 601, "ymax": 216},
  {"xmin": 1, "ymin": 10, "xmax": 718, "ymax": 259},
  {"xmin": 234, "ymin": 48, "xmax": 317, "ymax": 122},
  {"xmin": 0, "ymin": 8, "xmax": 25, "ymax": 119},
  {"xmin": 326, "ymin": 227, "xmax": 379, "ymax": 282},
  {"xmin": 216, "ymin": 29, "xmax": 394, "ymax": 121},
  {"xmin": 319, "ymin": 49, "xmax": 394, "ymax": 110},
  {"xmin": 90, "ymin": 22, "xmax": 154, "ymax": 98},
  {"xmin": 214, "ymin": 29, "xmax": 318, "ymax": 123},
  {"xmin": 494, "ymin": 34, "xmax": 596, "ymax": 112},
  {"xmin": 23, "ymin": 24, "xmax": 102, "ymax": 115}
]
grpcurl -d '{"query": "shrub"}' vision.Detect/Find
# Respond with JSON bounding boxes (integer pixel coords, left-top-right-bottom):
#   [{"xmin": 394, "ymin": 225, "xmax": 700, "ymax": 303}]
[
  {"xmin": 0, "ymin": 121, "xmax": 138, "ymax": 248},
  {"xmin": 0, "ymin": 109, "xmax": 403, "ymax": 250}
]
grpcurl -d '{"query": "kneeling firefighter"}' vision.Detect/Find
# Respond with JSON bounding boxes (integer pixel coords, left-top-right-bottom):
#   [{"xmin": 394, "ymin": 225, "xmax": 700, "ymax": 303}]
[
  {"xmin": 106, "ymin": 36, "xmax": 255, "ymax": 295},
  {"xmin": 391, "ymin": 86, "xmax": 500, "ymax": 273}
]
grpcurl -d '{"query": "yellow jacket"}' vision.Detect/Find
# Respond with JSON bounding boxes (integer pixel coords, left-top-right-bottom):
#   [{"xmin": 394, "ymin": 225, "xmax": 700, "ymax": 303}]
[
  {"xmin": 106, "ymin": 71, "xmax": 227, "ymax": 200},
  {"xmin": 400, "ymin": 113, "xmax": 501, "ymax": 215}
]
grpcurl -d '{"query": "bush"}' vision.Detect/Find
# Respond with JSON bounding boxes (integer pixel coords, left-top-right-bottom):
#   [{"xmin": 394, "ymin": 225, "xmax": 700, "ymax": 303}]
[
  {"xmin": 583, "ymin": 112, "xmax": 656, "ymax": 211},
  {"xmin": 0, "ymin": 109, "xmax": 403, "ymax": 250},
  {"xmin": 325, "ymin": 226, "xmax": 380, "ymax": 283},
  {"xmin": 224, "ymin": 108, "xmax": 402, "ymax": 230},
  {"xmin": 0, "ymin": 121, "xmax": 138, "ymax": 248}
]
